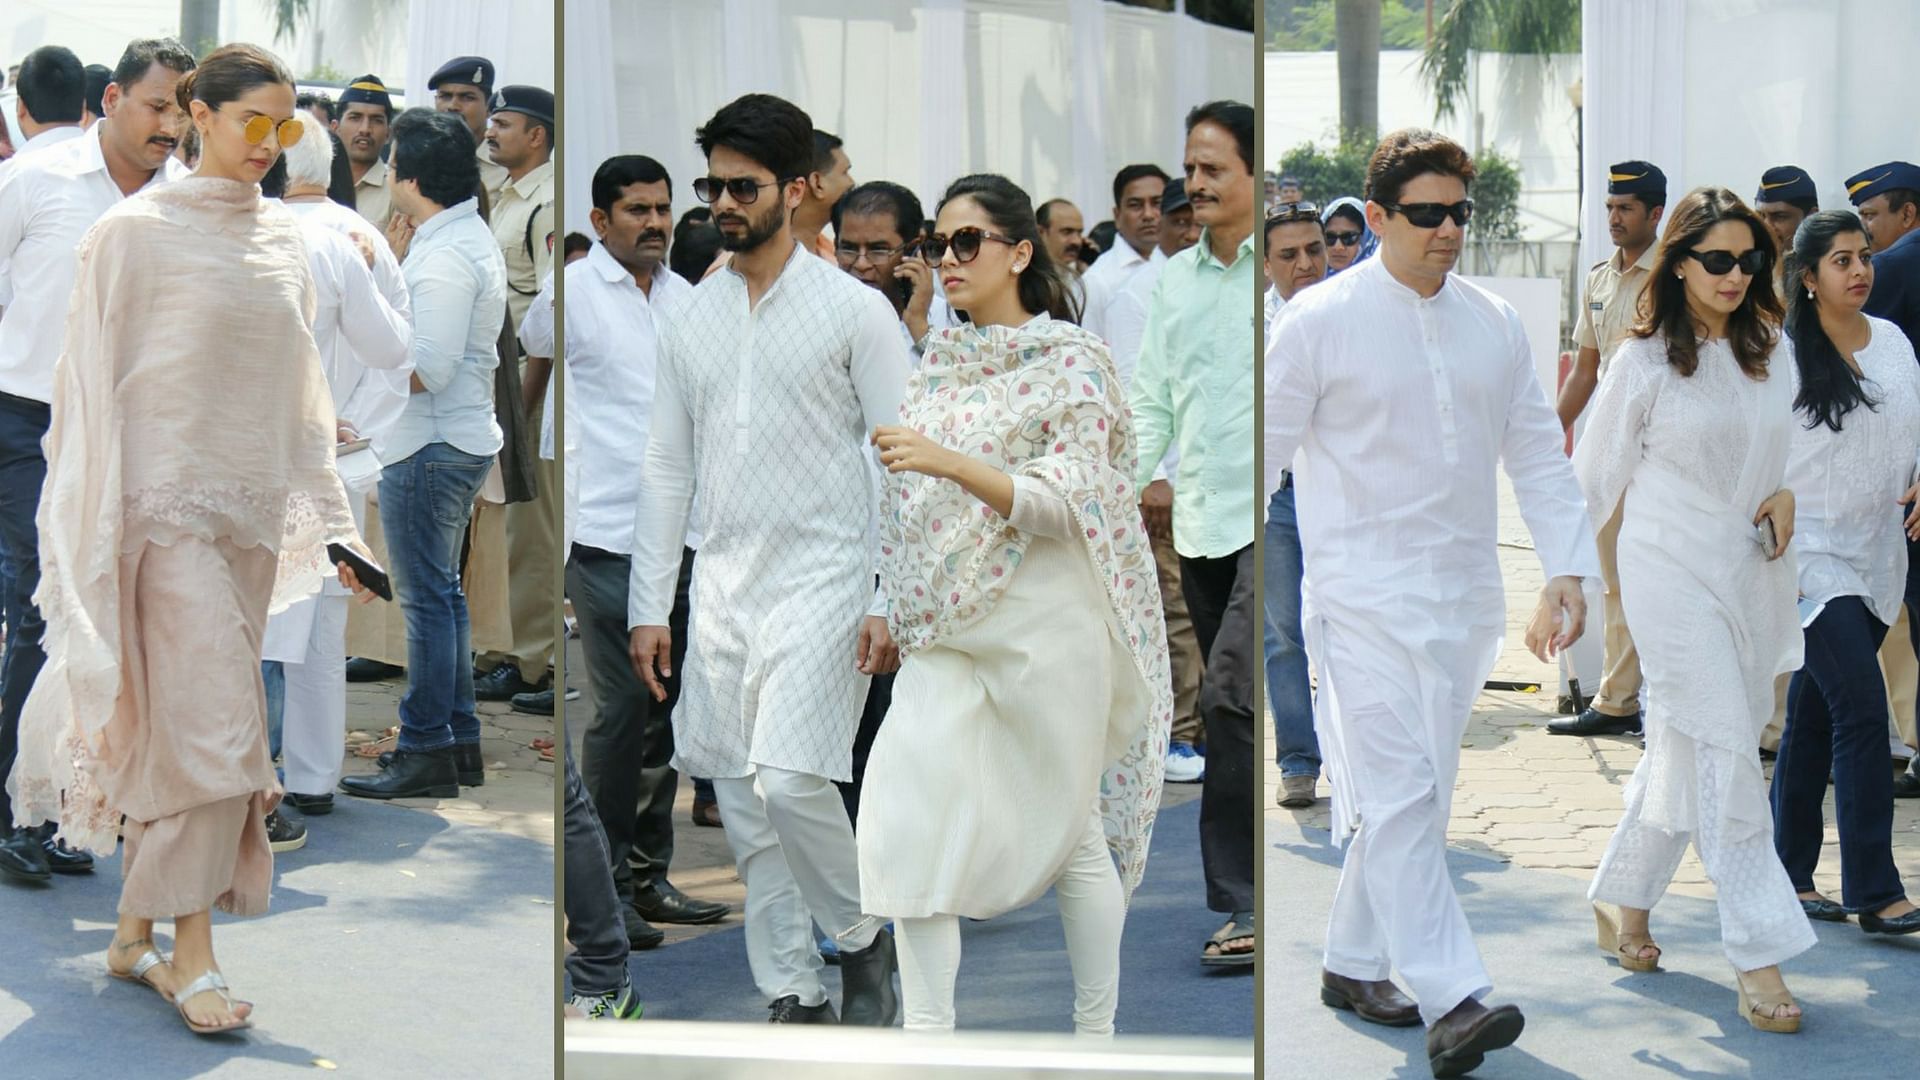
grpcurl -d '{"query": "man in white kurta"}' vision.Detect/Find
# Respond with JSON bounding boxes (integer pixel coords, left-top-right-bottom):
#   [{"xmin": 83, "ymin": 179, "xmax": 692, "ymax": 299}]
[
  {"xmin": 261, "ymin": 134, "xmax": 414, "ymax": 811},
  {"xmin": 1263, "ymin": 146, "xmax": 1600, "ymax": 1060},
  {"xmin": 627, "ymin": 92, "xmax": 908, "ymax": 1025}
]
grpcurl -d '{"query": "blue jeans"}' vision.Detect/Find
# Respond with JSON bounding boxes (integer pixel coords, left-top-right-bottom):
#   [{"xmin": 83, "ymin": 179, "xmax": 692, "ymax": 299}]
[
  {"xmin": 1263, "ymin": 483, "xmax": 1320, "ymax": 778},
  {"xmin": 1772, "ymin": 595, "xmax": 1905, "ymax": 913},
  {"xmin": 0, "ymin": 393, "xmax": 50, "ymax": 825},
  {"xmin": 380, "ymin": 442, "xmax": 491, "ymax": 753},
  {"xmin": 263, "ymin": 660, "xmax": 285, "ymax": 761}
]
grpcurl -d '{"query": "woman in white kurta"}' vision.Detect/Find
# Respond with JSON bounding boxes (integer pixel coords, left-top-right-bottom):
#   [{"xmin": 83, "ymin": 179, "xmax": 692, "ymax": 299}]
[
  {"xmin": 861, "ymin": 175, "xmax": 1170, "ymax": 1035},
  {"xmin": 10, "ymin": 46, "xmax": 368, "ymax": 1035},
  {"xmin": 1577, "ymin": 187, "xmax": 1815, "ymax": 1032},
  {"xmin": 1770, "ymin": 210, "xmax": 1920, "ymax": 934}
]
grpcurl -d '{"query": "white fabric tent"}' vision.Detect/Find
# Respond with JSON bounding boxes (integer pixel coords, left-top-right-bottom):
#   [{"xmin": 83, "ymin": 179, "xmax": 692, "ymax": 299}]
[
  {"xmin": 406, "ymin": 0, "xmax": 554, "ymax": 119},
  {"xmin": 1581, "ymin": 0, "xmax": 1920, "ymax": 274},
  {"xmin": 563, "ymin": 0, "xmax": 1251, "ymax": 245}
]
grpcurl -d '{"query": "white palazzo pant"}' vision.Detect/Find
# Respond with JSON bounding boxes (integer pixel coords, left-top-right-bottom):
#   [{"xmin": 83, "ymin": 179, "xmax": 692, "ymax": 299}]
[
  {"xmin": 894, "ymin": 809, "xmax": 1123, "ymax": 1035},
  {"xmin": 1588, "ymin": 724, "xmax": 1816, "ymax": 971},
  {"xmin": 279, "ymin": 594, "xmax": 350, "ymax": 797},
  {"xmin": 711, "ymin": 765, "xmax": 879, "ymax": 1007}
]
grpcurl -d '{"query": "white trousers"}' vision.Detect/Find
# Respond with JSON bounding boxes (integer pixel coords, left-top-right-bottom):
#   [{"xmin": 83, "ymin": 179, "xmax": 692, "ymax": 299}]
[
  {"xmin": 280, "ymin": 593, "xmax": 350, "ymax": 796},
  {"xmin": 711, "ymin": 765, "xmax": 879, "ymax": 1007},
  {"xmin": 894, "ymin": 809, "xmax": 1123, "ymax": 1035},
  {"xmin": 1588, "ymin": 726, "xmax": 1816, "ymax": 971},
  {"xmin": 1322, "ymin": 699, "xmax": 1490, "ymax": 1026}
]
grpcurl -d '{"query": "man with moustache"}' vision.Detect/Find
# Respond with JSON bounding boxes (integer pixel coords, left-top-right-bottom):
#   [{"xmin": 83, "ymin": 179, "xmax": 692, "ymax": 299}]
[
  {"xmin": 553, "ymin": 155, "xmax": 728, "ymax": 947},
  {"xmin": 334, "ymin": 74, "xmax": 395, "ymax": 231},
  {"xmin": 1130, "ymin": 100, "xmax": 1260, "ymax": 968},
  {"xmin": 470, "ymin": 85, "xmax": 558, "ymax": 705},
  {"xmin": 830, "ymin": 180, "xmax": 955, "ymax": 357},
  {"xmin": 1081, "ymin": 164, "xmax": 1169, "ymax": 338},
  {"xmin": 1548, "ymin": 162, "xmax": 1663, "ymax": 742},
  {"xmin": 1262, "ymin": 202, "xmax": 1329, "ymax": 809},
  {"xmin": 628, "ymin": 93, "xmax": 905, "ymax": 1025},
  {"xmin": 429, "ymin": 55, "xmax": 508, "ymax": 205},
  {"xmin": 0, "ymin": 37, "xmax": 193, "ymax": 881},
  {"xmin": 1036, "ymin": 197, "xmax": 1087, "ymax": 277},
  {"xmin": 1754, "ymin": 166, "xmax": 1818, "ymax": 264}
]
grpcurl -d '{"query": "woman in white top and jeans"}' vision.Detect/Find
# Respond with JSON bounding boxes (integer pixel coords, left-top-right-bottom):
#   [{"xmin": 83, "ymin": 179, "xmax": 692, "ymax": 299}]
[{"xmin": 1771, "ymin": 209, "xmax": 1920, "ymax": 936}]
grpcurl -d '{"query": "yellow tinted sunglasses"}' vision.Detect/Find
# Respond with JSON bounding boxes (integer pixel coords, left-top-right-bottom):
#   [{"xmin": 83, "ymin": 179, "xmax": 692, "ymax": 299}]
[{"xmin": 224, "ymin": 108, "xmax": 304, "ymax": 148}]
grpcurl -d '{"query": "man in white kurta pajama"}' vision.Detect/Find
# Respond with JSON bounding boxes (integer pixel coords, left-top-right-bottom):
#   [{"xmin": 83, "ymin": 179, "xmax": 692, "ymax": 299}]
[
  {"xmin": 1263, "ymin": 145, "xmax": 1601, "ymax": 1072},
  {"xmin": 628, "ymin": 95, "xmax": 908, "ymax": 1025}
]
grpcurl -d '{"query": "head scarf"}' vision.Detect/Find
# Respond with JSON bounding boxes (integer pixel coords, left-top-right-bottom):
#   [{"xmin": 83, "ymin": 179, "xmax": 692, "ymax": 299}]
[
  {"xmin": 1320, "ymin": 196, "xmax": 1378, "ymax": 274},
  {"xmin": 881, "ymin": 316, "xmax": 1172, "ymax": 905}
]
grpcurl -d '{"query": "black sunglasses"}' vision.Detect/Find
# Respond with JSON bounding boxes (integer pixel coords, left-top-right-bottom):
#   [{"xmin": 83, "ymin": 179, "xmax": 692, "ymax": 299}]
[
  {"xmin": 692, "ymin": 176, "xmax": 791, "ymax": 205},
  {"xmin": 1325, "ymin": 230, "xmax": 1364, "ymax": 247},
  {"xmin": 1684, "ymin": 248, "xmax": 1771, "ymax": 277},
  {"xmin": 1381, "ymin": 199, "xmax": 1474, "ymax": 228},
  {"xmin": 921, "ymin": 227, "xmax": 1018, "ymax": 264}
]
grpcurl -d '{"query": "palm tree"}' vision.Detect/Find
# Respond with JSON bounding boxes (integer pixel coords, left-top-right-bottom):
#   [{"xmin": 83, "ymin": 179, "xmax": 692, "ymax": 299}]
[
  {"xmin": 1334, "ymin": 0, "xmax": 1382, "ymax": 143},
  {"xmin": 1417, "ymin": 0, "xmax": 1580, "ymax": 122},
  {"xmin": 268, "ymin": 0, "xmax": 314, "ymax": 44}
]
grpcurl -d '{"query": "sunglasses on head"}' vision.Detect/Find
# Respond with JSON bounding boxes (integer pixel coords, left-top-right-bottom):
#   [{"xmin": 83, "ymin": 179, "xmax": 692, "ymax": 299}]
[
  {"xmin": 1325, "ymin": 230, "xmax": 1364, "ymax": 247},
  {"xmin": 224, "ymin": 108, "xmax": 304, "ymax": 148},
  {"xmin": 921, "ymin": 227, "xmax": 1018, "ymax": 264},
  {"xmin": 1684, "ymin": 248, "xmax": 1771, "ymax": 277},
  {"xmin": 691, "ymin": 175, "xmax": 790, "ymax": 205},
  {"xmin": 1267, "ymin": 200, "xmax": 1320, "ymax": 224},
  {"xmin": 1381, "ymin": 199, "xmax": 1474, "ymax": 228}
]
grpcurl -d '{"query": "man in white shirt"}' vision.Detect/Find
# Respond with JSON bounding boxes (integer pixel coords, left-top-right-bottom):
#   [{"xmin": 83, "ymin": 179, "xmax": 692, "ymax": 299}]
[
  {"xmin": 1265, "ymin": 128, "xmax": 1600, "ymax": 1070},
  {"xmin": 560, "ymin": 154, "xmax": 728, "ymax": 949},
  {"xmin": 4, "ymin": 47, "xmax": 85, "ymax": 170},
  {"xmin": 829, "ymin": 180, "xmax": 955, "ymax": 360},
  {"xmin": 1081, "ymin": 163, "xmax": 1168, "ymax": 339},
  {"xmin": 628, "ymin": 93, "xmax": 905, "ymax": 1026},
  {"xmin": 339, "ymin": 110, "xmax": 506, "ymax": 803},
  {"xmin": 0, "ymin": 36, "xmax": 193, "ymax": 884},
  {"xmin": 261, "ymin": 126, "xmax": 413, "ymax": 823}
]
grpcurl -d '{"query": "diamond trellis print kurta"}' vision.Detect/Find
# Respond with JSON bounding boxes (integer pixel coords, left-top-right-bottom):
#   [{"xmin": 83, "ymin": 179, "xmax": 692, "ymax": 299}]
[{"xmin": 628, "ymin": 243, "xmax": 907, "ymax": 781}]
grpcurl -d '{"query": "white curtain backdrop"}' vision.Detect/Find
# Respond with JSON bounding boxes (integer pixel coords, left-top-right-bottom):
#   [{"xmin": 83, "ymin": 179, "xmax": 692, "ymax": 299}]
[
  {"xmin": 405, "ymin": 0, "xmax": 555, "ymax": 123},
  {"xmin": 1582, "ymin": 0, "xmax": 1920, "ymax": 274},
  {"xmin": 562, "ymin": 0, "xmax": 1252, "ymax": 246}
]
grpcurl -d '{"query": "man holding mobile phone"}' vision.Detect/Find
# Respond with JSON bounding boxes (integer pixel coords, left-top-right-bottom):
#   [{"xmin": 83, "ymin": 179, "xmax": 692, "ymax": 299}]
[{"xmin": 831, "ymin": 180, "xmax": 956, "ymax": 359}]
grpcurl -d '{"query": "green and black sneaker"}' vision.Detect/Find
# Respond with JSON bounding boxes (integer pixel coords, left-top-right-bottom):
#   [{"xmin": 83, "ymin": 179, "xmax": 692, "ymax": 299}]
[{"xmin": 568, "ymin": 982, "xmax": 643, "ymax": 1020}]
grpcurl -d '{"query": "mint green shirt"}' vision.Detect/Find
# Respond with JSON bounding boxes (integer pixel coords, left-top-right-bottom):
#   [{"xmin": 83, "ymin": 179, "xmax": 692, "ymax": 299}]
[{"xmin": 1129, "ymin": 226, "xmax": 1257, "ymax": 558}]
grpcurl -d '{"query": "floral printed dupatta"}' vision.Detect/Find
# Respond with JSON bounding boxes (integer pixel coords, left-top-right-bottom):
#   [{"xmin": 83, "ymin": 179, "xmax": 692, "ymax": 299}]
[{"xmin": 880, "ymin": 315, "xmax": 1172, "ymax": 904}]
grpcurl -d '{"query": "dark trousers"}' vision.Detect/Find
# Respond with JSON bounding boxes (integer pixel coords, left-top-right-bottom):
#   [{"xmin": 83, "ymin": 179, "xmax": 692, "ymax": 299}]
[
  {"xmin": 838, "ymin": 673, "xmax": 893, "ymax": 828},
  {"xmin": 0, "ymin": 393, "xmax": 50, "ymax": 828},
  {"xmin": 1182, "ymin": 544, "xmax": 1256, "ymax": 914},
  {"xmin": 571, "ymin": 544, "xmax": 691, "ymax": 903},
  {"xmin": 563, "ymin": 739, "xmax": 629, "ymax": 996},
  {"xmin": 1772, "ymin": 595, "xmax": 1906, "ymax": 913}
]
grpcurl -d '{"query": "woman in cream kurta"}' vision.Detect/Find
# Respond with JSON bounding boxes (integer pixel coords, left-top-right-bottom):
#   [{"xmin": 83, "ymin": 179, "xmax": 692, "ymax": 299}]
[
  {"xmin": 861, "ymin": 176, "xmax": 1170, "ymax": 1035},
  {"xmin": 1575, "ymin": 190, "xmax": 1814, "ymax": 1032},
  {"xmin": 8, "ymin": 49, "xmax": 361, "ymax": 1034}
]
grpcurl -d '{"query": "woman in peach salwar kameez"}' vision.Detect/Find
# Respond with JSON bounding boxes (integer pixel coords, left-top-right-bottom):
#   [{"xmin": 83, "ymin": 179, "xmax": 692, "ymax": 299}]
[{"xmin": 7, "ymin": 44, "xmax": 366, "ymax": 1034}]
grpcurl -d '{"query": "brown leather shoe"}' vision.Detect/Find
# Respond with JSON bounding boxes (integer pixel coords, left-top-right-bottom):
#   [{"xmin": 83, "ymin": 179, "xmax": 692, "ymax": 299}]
[
  {"xmin": 1319, "ymin": 970, "xmax": 1420, "ymax": 1027},
  {"xmin": 1425, "ymin": 1000, "xmax": 1524, "ymax": 1078}
]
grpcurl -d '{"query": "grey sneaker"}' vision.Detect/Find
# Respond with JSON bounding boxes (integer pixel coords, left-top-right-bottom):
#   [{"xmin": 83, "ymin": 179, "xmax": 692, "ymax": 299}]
[
  {"xmin": 1278, "ymin": 775, "xmax": 1317, "ymax": 808},
  {"xmin": 569, "ymin": 980, "xmax": 643, "ymax": 1020}
]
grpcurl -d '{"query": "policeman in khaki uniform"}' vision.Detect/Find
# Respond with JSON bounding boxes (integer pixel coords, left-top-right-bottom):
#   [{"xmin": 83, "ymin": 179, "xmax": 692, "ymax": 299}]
[
  {"xmin": 1548, "ymin": 161, "xmax": 1665, "ymax": 738},
  {"xmin": 427, "ymin": 55, "xmax": 510, "ymax": 207},
  {"xmin": 472, "ymin": 84, "xmax": 560, "ymax": 703}
]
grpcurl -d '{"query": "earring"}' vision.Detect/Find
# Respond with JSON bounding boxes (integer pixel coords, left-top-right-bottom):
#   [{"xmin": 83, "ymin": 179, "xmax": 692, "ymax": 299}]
[{"xmin": 1807, "ymin": 288, "xmax": 1814, "ymax": 299}]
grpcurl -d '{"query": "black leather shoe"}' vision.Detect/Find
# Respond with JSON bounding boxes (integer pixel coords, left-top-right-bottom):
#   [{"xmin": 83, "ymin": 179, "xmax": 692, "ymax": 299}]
[
  {"xmin": 0, "ymin": 828, "xmax": 51, "ymax": 883},
  {"xmin": 474, "ymin": 663, "xmax": 535, "ymax": 701},
  {"xmin": 339, "ymin": 747, "xmax": 459, "ymax": 800},
  {"xmin": 624, "ymin": 907, "xmax": 665, "ymax": 950},
  {"xmin": 286, "ymin": 792, "xmax": 334, "ymax": 816},
  {"xmin": 455, "ymin": 742, "xmax": 485, "ymax": 787},
  {"xmin": 1547, "ymin": 708, "xmax": 1642, "ymax": 737},
  {"xmin": 33, "ymin": 825, "xmax": 93, "ymax": 874},
  {"xmin": 510, "ymin": 688, "xmax": 554, "ymax": 715},
  {"xmin": 345, "ymin": 657, "xmax": 404, "ymax": 682},
  {"xmin": 1896, "ymin": 767, "xmax": 1920, "ymax": 799},
  {"xmin": 1800, "ymin": 897, "xmax": 1848, "ymax": 922},
  {"xmin": 1860, "ymin": 906, "xmax": 1920, "ymax": 935},
  {"xmin": 1426, "ymin": 1000, "xmax": 1525, "ymax": 1078},
  {"xmin": 1320, "ymin": 969, "xmax": 1421, "ymax": 1027},
  {"xmin": 838, "ymin": 926, "xmax": 900, "ymax": 1026},
  {"xmin": 633, "ymin": 881, "xmax": 729, "ymax": 925},
  {"xmin": 767, "ymin": 995, "xmax": 837, "ymax": 1024}
]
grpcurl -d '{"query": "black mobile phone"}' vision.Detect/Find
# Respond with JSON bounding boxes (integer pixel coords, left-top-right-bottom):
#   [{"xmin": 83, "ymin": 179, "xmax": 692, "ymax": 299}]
[{"xmin": 327, "ymin": 542, "xmax": 393, "ymax": 601}]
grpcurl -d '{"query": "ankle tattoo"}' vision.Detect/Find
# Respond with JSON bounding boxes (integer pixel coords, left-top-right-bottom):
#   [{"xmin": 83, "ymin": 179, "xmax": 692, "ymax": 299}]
[{"xmin": 115, "ymin": 937, "xmax": 153, "ymax": 955}]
